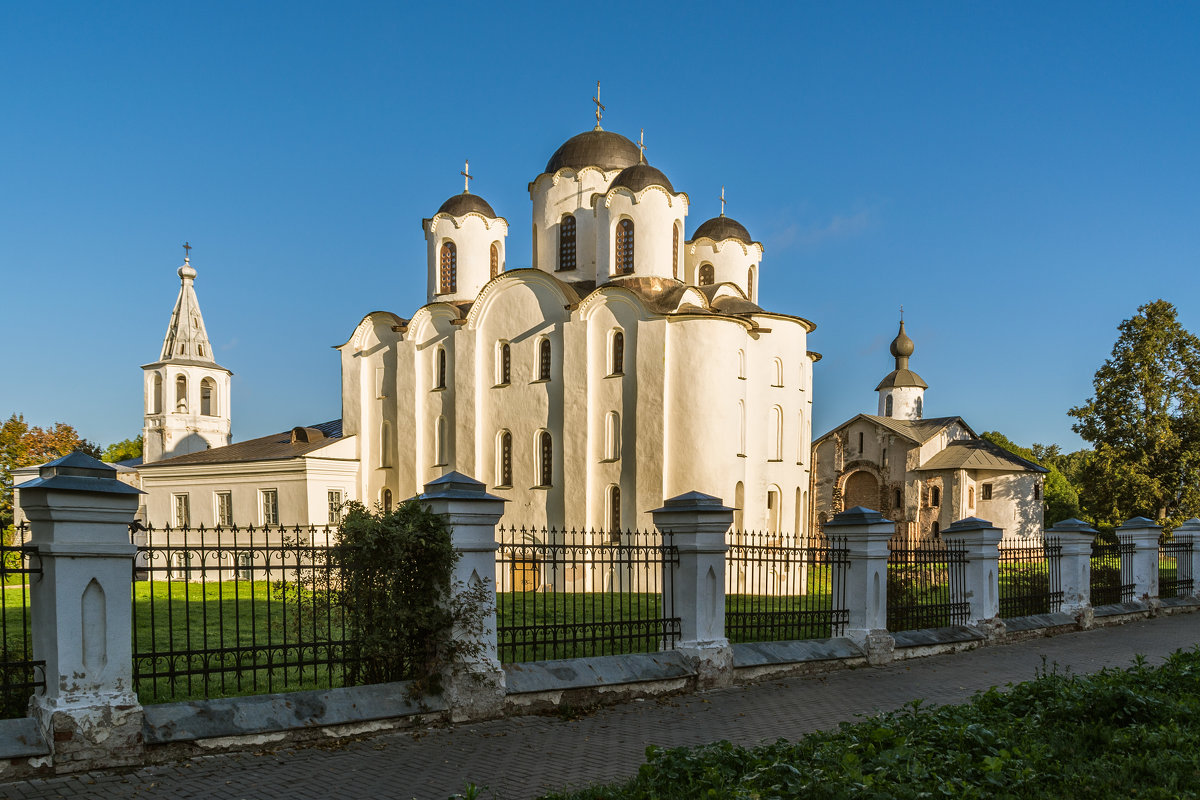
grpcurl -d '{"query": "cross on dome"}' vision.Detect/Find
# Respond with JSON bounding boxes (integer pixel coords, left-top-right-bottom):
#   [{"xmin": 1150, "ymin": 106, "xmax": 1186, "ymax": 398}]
[
  {"xmin": 638, "ymin": 128, "xmax": 646, "ymax": 162},
  {"xmin": 461, "ymin": 160, "xmax": 473, "ymax": 194},
  {"xmin": 593, "ymin": 80, "xmax": 604, "ymax": 130},
  {"xmin": 182, "ymin": 241, "xmax": 192, "ymax": 262},
  {"xmin": 719, "ymin": 186, "xmax": 726, "ymax": 217}
]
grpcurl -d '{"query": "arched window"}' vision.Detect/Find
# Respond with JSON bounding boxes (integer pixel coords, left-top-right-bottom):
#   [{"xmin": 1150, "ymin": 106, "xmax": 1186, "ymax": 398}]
[
  {"xmin": 497, "ymin": 430, "xmax": 513, "ymax": 487},
  {"xmin": 734, "ymin": 481, "xmax": 745, "ymax": 531},
  {"xmin": 894, "ymin": 489, "xmax": 903, "ymax": 509},
  {"xmin": 558, "ymin": 215, "xmax": 576, "ymax": 271},
  {"xmin": 698, "ymin": 264, "xmax": 714, "ymax": 285},
  {"xmin": 200, "ymin": 378, "xmax": 216, "ymax": 416},
  {"xmin": 858, "ymin": 432, "xmax": 864, "ymax": 453},
  {"xmin": 672, "ymin": 224, "xmax": 680, "ymax": 279},
  {"xmin": 767, "ymin": 487, "xmax": 781, "ymax": 534},
  {"xmin": 930, "ymin": 486, "xmax": 941, "ymax": 507},
  {"xmin": 604, "ymin": 411, "xmax": 620, "ymax": 460},
  {"xmin": 747, "ymin": 267, "xmax": 755, "ymax": 301},
  {"xmin": 914, "ymin": 396, "xmax": 923, "ymax": 418},
  {"xmin": 607, "ymin": 484, "xmax": 621, "ymax": 532},
  {"xmin": 537, "ymin": 338, "xmax": 551, "ymax": 381},
  {"xmin": 434, "ymin": 416, "xmax": 447, "ymax": 466},
  {"xmin": 931, "ymin": 521, "xmax": 941, "ymax": 537},
  {"xmin": 175, "ymin": 375, "xmax": 188, "ymax": 412},
  {"xmin": 769, "ymin": 406, "xmax": 783, "ymax": 461},
  {"xmin": 496, "ymin": 342, "xmax": 511, "ymax": 385},
  {"xmin": 382, "ymin": 488, "xmax": 393, "ymax": 514},
  {"xmin": 885, "ymin": 394, "xmax": 894, "ymax": 417},
  {"xmin": 609, "ymin": 330, "xmax": 624, "ymax": 376},
  {"xmin": 379, "ymin": 420, "xmax": 392, "ymax": 468},
  {"xmin": 537, "ymin": 430, "xmax": 553, "ymax": 487},
  {"xmin": 794, "ymin": 487, "xmax": 804, "ymax": 539},
  {"xmin": 439, "ymin": 242, "xmax": 457, "ymax": 294},
  {"xmin": 615, "ymin": 219, "xmax": 634, "ymax": 274},
  {"xmin": 773, "ymin": 358, "xmax": 784, "ymax": 387},
  {"xmin": 737, "ymin": 400, "xmax": 746, "ymax": 456},
  {"xmin": 737, "ymin": 350, "xmax": 745, "ymax": 379},
  {"xmin": 797, "ymin": 412, "xmax": 805, "ymax": 463},
  {"xmin": 435, "ymin": 347, "xmax": 447, "ymax": 389},
  {"xmin": 152, "ymin": 373, "xmax": 163, "ymax": 414},
  {"xmin": 490, "ymin": 242, "xmax": 500, "ymax": 278}
]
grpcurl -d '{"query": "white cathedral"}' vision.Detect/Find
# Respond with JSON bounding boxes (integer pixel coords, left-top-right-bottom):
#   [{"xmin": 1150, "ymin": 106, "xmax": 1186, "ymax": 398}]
[{"xmin": 131, "ymin": 115, "xmax": 817, "ymax": 533}]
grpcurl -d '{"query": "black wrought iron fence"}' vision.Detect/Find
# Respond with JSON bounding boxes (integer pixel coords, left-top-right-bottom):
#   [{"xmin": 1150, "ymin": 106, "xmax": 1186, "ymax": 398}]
[
  {"xmin": 495, "ymin": 526, "xmax": 679, "ymax": 663},
  {"xmin": 998, "ymin": 536, "xmax": 1063, "ymax": 618},
  {"xmin": 1159, "ymin": 534, "xmax": 1194, "ymax": 599},
  {"xmin": 1, "ymin": 524, "xmax": 43, "ymax": 719},
  {"xmin": 1090, "ymin": 537, "xmax": 1134, "ymax": 606},
  {"xmin": 725, "ymin": 531, "xmax": 849, "ymax": 643},
  {"xmin": 886, "ymin": 537, "xmax": 969, "ymax": 632},
  {"xmin": 132, "ymin": 523, "xmax": 354, "ymax": 703}
]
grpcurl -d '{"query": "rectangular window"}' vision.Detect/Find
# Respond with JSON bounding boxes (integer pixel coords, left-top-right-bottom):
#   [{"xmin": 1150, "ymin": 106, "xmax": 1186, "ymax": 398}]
[
  {"xmin": 215, "ymin": 491, "xmax": 233, "ymax": 527},
  {"xmin": 236, "ymin": 552, "xmax": 253, "ymax": 581},
  {"xmin": 328, "ymin": 489, "xmax": 344, "ymax": 523},
  {"xmin": 981, "ymin": 483, "xmax": 993, "ymax": 501},
  {"xmin": 261, "ymin": 489, "xmax": 279, "ymax": 526},
  {"xmin": 170, "ymin": 550, "xmax": 192, "ymax": 580},
  {"xmin": 173, "ymin": 493, "xmax": 190, "ymax": 528}
]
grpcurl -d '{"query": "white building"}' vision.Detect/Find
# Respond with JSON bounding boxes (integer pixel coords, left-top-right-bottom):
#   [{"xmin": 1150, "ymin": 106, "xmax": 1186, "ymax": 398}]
[
  {"xmin": 811, "ymin": 321, "xmax": 1047, "ymax": 542},
  {"xmin": 340, "ymin": 120, "xmax": 818, "ymax": 532}
]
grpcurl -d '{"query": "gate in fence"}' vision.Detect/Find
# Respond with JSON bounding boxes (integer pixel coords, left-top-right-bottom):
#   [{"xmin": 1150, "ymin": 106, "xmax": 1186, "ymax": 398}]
[
  {"xmin": 886, "ymin": 536, "xmax": 969, "ymax": 631},
  {"xmin": 998, "ymin": 536, "xmax": 1064, "ymax": 618}
]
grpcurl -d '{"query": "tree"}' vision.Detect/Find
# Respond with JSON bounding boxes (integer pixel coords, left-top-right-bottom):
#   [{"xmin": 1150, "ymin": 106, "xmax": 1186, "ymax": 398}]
[
  {"xmin": 0, "ymin": 413, "xmax": 101, "ymax": 528},
  {"xmin": 1068, "ymin": 300, "xmax": 1200, "ymax": 530},
  {"xmin": 980, "ymin": 431, "xmax": 1081, "ymax": 527},
  {"xmin": 102, "ymin": 435, "xmax": 143, "ymax": 463}
]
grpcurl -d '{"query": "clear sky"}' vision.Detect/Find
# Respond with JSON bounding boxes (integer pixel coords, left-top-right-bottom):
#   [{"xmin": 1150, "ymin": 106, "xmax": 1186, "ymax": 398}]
[{"xmin": 2, "ymin": 2, "xmax": 1197, "ymax": 453}]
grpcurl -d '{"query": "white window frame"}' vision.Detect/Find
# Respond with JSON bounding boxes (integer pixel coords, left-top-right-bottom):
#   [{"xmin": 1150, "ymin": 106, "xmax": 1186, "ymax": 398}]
[
  {"xmin": 173, "ymin": 493, "xmax": 190, "ymax": 528},
  {"xmin": 260, "ymin": 489, "xmax": 279, "ymax": 526},
  {"xmin": 214, "ymin": 491, "xmax": 233, "ymax": 527}
]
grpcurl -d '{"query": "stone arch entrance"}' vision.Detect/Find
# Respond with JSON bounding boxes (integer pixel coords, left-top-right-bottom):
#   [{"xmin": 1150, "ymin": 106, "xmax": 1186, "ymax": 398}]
[{"xmin": 843, "ymin": 470, "xmax": 880, "ymax": 512}]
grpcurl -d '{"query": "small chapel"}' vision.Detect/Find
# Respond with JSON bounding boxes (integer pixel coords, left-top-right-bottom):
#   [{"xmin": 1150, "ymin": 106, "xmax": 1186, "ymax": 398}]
[
  {"xmin": 340, "ymin": 104, "xmax": 818, "ymax": 532},
  {"xmin": 810, "ymin": 321, "xmax": 1047, "ymax": 543}
]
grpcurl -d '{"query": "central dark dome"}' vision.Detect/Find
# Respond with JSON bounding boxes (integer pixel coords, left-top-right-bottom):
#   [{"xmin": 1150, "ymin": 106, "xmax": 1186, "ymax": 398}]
[
  {"xmin": 545, "ymin": 129, "xmax": 641, "ymax": 174},
  {"xmin": 691, "ymin": 216, "xmax": 753, "ymax": 245},
  {"xmin": 610, "ymin": 163, "xmax": 674, "ymax": 194},
  {"xmin": 437, "ymin": 192, "xmax": 497, "ymax": 218}
]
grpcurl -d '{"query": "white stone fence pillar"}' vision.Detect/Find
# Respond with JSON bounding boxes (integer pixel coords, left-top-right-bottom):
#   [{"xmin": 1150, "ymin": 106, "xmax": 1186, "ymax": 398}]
[
  {"xmin": 1047, "ymin": 518, "xmax": 1098, "ymax": 624},
  {"xmin": 1117, "ymin": 516, "xmax": 1162, "ymax": 605},
  {"xmin": 651, "ymin": 492, "xmax": 734, "ymax": 688},
  {"xmin": 825, "ymin": 506, "xmax": 895, "ymax": 665},
  {"xmin": 943, "ymin": 517, "xmax": 1003, "ymax": 635},
  {"xmin": 418, "ymin": 472, "xmax": 507, "ymax": 722},
  {"xmin": 1177, "ymin": 518, "xmax": 1200, "ymax": 598},
  {"xmin": 17, "ymin": 452, "xmax": 144, "ymax": 774}
]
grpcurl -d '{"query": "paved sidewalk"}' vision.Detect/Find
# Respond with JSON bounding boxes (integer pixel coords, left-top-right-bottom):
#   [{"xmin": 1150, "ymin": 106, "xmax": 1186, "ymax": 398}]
[{"xmin": 6, "ymin": 614, "xmax": 1200, "ymax": 800}]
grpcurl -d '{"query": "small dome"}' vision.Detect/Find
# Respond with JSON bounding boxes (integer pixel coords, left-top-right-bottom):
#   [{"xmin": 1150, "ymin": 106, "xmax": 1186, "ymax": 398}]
[
  {"xmin": 691, "ymin": 216, "xmax": 753, "ymax": 245},
  {"xmin": 437, "ymin": 192, "xmax": 497, "ymax": 218},
  {"xmin": 890, "ymin": 321, "xmax": 915, "ymax": 358},
  {"xmin": 178, "ymin": 258, "xmax": 196, "ymax": 280},
  {"xmin": 610, "ymin": 163, "xmax": 675, "ymax": 194},
  {"xmin": 545, "ymin": 129, "xmax": 641, "ymax": 174}
]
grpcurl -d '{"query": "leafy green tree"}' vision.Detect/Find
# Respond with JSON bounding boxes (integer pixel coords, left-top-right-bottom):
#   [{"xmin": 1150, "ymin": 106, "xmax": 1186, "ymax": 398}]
[
  {"xmin": 0, "ymin": 413, "xmax": 101, "ymax": 528},
  {"xmin": 980, "ymin": 431, "xmax": 1081, "ymax": 527},
  {"xmin": 102, "ymin": 435, "xmax": 143, "ymax": 463},
  {"xmin": 1069, "ymin": 300, "xmax": 1200, "ymax": 530}
]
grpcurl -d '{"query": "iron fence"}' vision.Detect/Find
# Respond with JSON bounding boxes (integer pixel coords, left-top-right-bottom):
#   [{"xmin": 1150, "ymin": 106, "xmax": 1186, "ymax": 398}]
[
  {"xmin": 1090, "ymin": 537, "xmax": 1134, "ymax": 606},
  {"xmin": 725, "ymin": 531, "xmax": 849, "ymax": 643},
  {"xmin": 132, "ymin": 523, "xmax": 353, "ymax": 703},
  {"xmin": 495, "ymin": 526, "xmax": 679, "ymax": 663},
  {"xmin": 886, "ymin": 537, "xmax": 969, "ymax": 632},
  {"xmin": 1159, "ymin": 534, "xmax": 1194, "ymax": 599},
  {"xmin": 998, "ymin": 536, "xmax": 1063, "ymax": 618},
  {"xmin": 1, "ymin": 524, "xmax": 43, "ymax": 719}
]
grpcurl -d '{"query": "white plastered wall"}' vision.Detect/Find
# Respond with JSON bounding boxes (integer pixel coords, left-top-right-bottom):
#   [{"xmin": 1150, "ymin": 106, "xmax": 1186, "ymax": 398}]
[
  {"xmin": 425, "ymin": 212, "xmax": 508, "ymax": 304},
  {"xmin": 685, "ymin": 238, "xmax": 763, "ymax": 300},
  {"xmin": 595, "ymin": 187, "xmax": 687, "ymax": 283},
  {"xmin": 529, "ymin": 167, "xmax": 619, "ymax": 281},
  {"xmin": 142, "ymin": 363, "xmax": 232, "ymax": 463}
]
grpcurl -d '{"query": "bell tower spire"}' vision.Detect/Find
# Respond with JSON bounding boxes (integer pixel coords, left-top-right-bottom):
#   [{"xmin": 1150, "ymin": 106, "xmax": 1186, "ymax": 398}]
[
  {"xmin": 875, "ymin": 317, "xmax": 928, "ymax": 420},
  {"xmin": 142, "ymin": 246, "xmax": 233, "ymax": 463}
]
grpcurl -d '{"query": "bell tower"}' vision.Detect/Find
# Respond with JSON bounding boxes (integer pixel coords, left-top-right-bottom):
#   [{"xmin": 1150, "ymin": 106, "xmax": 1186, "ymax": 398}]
[
  {"xmin": 142, "ymin": 246, "xmax": 233, "ymax": 462},
  {"xmin": 875, "ymin": 317, "xmax": 928, "ymax": 420}
]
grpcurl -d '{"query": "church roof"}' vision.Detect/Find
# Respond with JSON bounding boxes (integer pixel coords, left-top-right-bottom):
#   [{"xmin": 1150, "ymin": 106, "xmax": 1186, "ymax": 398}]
[
  {"xmin": 875, "ymin": 368, "xmax": 928, "ymax": 390},
  {"xmin": 139, "ymin": 420, "xmax": 345, "ymax": 468},
  {"xmin": 156, "ymin": 259, "xmax": 225, "ymax": 369},
  {"xmin": 544, "ymin": 129, "xmax": 641, "ymax": 174},
  {"xmin": 815, "ymin": 414, "xmax": 970, "ymax": 445},
  {"xmin": 691, "ymin": 215, "xmax": 755, "ymax": 245},
  {"xmin": 610, "ymin": 163, "xmax": 674, "ymax": 194},
  {"xmin": 915, "ymin": 438, "xmax": 1049, "ymax": 473},
  {"xmin": 437, "ymin": 192, "xmax": 497, "ymax": 218}
]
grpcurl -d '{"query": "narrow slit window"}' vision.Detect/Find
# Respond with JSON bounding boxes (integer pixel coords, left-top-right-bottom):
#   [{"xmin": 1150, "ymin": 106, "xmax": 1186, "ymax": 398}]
[
  {"xmin": 490, "ymin": 242, "xmax": 500, "ymax": 278},
  {"xmin": 610, "ymin": 330, "xmax": 624, "ymax": 375},
  {"xmin": 615, "ymin": 219, "xmax": 634, "ymax": 274},
  {"xmin": 538, "ymin": 339, "xmax": 551, "ymax": 381},
  {"xmin": 558, "ymin": 215, "xmax": 577, "ymax": 271},
  {"xmin": 439, "ymin": 242, "xmax": 457, "ymax": 294}
]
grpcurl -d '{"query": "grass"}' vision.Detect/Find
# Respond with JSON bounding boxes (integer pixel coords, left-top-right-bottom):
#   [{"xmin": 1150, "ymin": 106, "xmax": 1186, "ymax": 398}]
[{"xmin": 536, "ymin": 647, "xmax": 1200, "ymax": 799}]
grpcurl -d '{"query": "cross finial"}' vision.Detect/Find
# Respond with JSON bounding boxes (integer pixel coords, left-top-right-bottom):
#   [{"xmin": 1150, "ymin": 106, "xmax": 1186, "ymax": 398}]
[
  {"xmin": 900, "ymin": 304, "xmax": 904, "ymax": 322},
  {"xmin": 182, "ymin": 241, "xmax": 192, "ymax": 261},
  {"xmin": 461, "ymin": 159, "xmax": 473, "ymax": 194},
  {"xmin": 593, "ymin": 80, "xmax": 604, "ymax": 130},
  {"xmin": 719, "ymin": 186, "xmax": 726, "ymax": 217},
  {"xmin": 638, "ymin": 128, "xmax": 646, "ymax": 162}
]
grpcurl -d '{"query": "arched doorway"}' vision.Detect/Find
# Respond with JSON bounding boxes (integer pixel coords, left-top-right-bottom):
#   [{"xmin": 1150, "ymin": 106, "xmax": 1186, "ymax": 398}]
[{"xmin": 843, "ymin": 470, "xmax": 880, "ymax": 512}]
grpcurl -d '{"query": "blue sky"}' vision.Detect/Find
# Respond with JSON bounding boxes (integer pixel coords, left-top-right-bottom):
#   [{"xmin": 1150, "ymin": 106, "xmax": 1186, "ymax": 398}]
[{"xmin": 2, "ymin": 2, "xmax": 1197, "ymax": 453}]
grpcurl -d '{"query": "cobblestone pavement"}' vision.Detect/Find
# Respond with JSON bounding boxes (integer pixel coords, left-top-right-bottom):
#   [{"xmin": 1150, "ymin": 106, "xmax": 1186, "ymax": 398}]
[{"xmin": 6, "ymin": 614, "xmax": 1200, "ymax": 800}]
